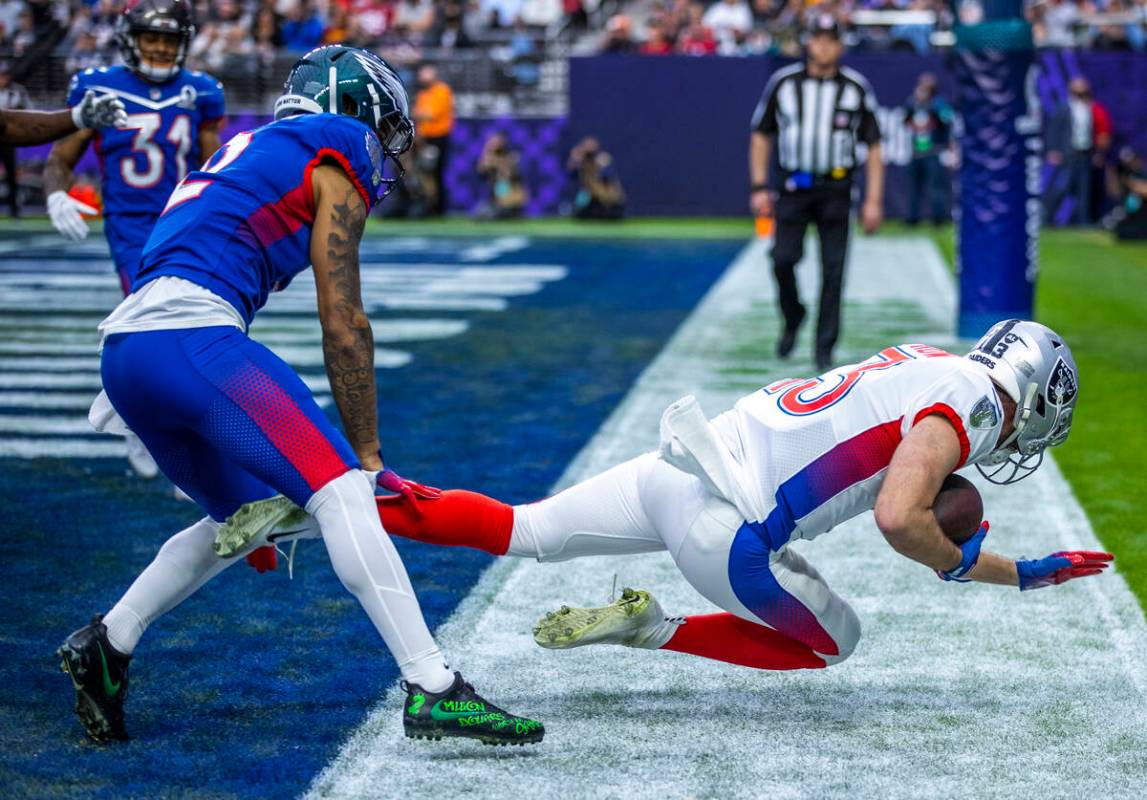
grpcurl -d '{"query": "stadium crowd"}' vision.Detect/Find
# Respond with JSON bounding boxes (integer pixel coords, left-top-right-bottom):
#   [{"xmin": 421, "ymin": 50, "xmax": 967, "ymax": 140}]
[
  {"xmin": 598, "ymin": 0, "xmax": 1147, "ymax": 55},
  {"xmin": 0, "ymin": 0, "xmax": 1143, "ymax": 82}
]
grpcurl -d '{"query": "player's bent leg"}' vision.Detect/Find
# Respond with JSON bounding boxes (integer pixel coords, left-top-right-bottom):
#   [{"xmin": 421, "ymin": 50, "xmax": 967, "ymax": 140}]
[
  {"xmin": 509, "ymin": 453, "xmax": 667, "ymax": 561},
  {"xmin": 308, "ymin": 470, "xmax": 544, "ymax": 745},
  {"xmin": 657, "ymin": 482, "xmax": 859, "ymax": 669}
]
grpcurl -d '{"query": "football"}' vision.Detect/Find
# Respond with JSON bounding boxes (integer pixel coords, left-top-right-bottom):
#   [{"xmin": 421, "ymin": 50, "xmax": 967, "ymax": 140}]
[{"xmin": 933, "ymin": 474, "xmax": 985, "ymax": 545}]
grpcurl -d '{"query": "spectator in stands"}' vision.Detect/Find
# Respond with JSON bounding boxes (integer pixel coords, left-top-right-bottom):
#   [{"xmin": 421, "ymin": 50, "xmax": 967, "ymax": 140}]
[
  {"xmin": 601, "ymin": 14, "xmax": 638, "ymax": 53},
  {"xmin": 902, "ymin": 72, "xmax": 953, "ymax": 226},
  {"xmin": 476, "ymin": 132, "xmax": 528, "ymax": 218},
  {"xmin": 1091, "ymin": 0, "xmax": 1145, "ymax": 50},
  {"xmin": 0, "ymin": 0, "xmax": 22, "ymax": 41},
  {"xmin": 568, "ymin": 136, "xmax": 625, "ymax": 220},
  {"xmin": 349, "ymin": 0, "xmax": 394, "ymax": 46},
  {"xmin": 394, "ymin": 0, "xmax": 436, "ymax": 39},
  {"xmin": 323, "ymin": 4, "xmax": 350, "ymax": 44},
  {"xmin": 1107, "ymin": 147, "xmax": 1147, "ymax": 239},
  {"xmin": 1035, "ymin": 0, "xmax": 1082, "ymax": 48},
  {"xmin": 66, "ymin": 30, "xmax": 104, "ymax": 74},
  {"xmin": 10, "ymin": 9, "xmax": 38, "ymax": 58},
  {"xmin": 641, "ymin": 22, "xmax": 676, "ymax": 53},
  {"xmin": 412, "ymin": 63, "xmax": 454, "ymax": 216},
  {"xmin": 483, "ymin": 0, "xmax": 525, "ymax": 28},
  {"xmin": 1046, "ymin": 76, "xmax": 1111, "ymax": 225},
  {"xmin": 677, "ymin": 3, "xmax": 718, "ymax": 54},
  {"xmin": 429, "ymin": 1, "xmax": 473, "ymax": 49},
  {"xmin": 252, "ymin": 7, "xmax": 281, "ymax": 49},
  {"xmin": 280, "ymin": 0, "xmax": 323, "ymax": 52},
  {"xmin": 564, "ymin": 0, "xmax": 589, "ymax": 31},
  {"xmin": 0, "ymin": 62, "xmax": 28, "ymax": 217},
  {"xmin": 702, "ymin": 0, "xmax": 753, "ymax": 53},
  {"xmin": 520, "ymin": 0, "xmax": 562, "ymax": 28},
  {"xmin": 508, "ymin": 18, "xmax": 540, "ymax": 85}
]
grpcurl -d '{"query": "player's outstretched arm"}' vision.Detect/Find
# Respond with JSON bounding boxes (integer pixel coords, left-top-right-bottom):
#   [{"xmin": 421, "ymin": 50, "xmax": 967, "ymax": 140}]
[
  {"xmin": 0, "ymin": 93, "xmax": 124, "ymax": 146},
  {"xmin": 311, "ymin": 164, "xmax": 382, "ymax": 471},
  {"xmin": 963, "ymin": 539, "xmax": 1113, "ymax": 590},
  {"xmin": 874, "ymin": 415, "xmax": 967, "ymax": 574},
  {"xmin": 0, "ymin": 109, "xmax": 78, "ymax": 147}
]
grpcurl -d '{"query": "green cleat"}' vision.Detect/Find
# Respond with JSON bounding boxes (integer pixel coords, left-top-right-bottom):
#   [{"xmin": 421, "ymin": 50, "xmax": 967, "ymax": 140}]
[
  {"xmin": 214, "ymin": 494, "xmax": 310, "ymax": 558},
  {"xmin": 532, "ymin": 587, "xmax": 681, "ymax": 650},
  {"xmin": 403, "ymin": 672, "xmax": 544, "ymax": 746}
]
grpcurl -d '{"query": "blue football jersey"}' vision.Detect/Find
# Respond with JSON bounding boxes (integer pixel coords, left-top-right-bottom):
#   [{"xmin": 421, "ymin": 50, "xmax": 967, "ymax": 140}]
[
  {"xmin": 67, "ymin": 65, "xmax": 225, "ymax": 220},
  {"xmin": 137, "ymin": 114, "xmax": 385, "ymax": 325}
]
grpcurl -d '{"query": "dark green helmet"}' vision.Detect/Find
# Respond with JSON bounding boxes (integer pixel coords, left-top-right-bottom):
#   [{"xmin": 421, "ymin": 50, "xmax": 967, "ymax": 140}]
[{"xmin": 274, "ymin": 46, "xmax": 414, "ymax": 193}]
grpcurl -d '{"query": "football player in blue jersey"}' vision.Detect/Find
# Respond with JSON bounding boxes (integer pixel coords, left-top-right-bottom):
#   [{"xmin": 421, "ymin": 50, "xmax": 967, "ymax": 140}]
[
  {"xmin": 44, "ymin": 0, "xmax": 224, "ymax": 478},
  {"xmin": 44, "ymin": 0, "xmax": 224, "ymax": 290},
  {"xmin": 57, "ymin": 46, "xmax": 544, "ymax": 748}
]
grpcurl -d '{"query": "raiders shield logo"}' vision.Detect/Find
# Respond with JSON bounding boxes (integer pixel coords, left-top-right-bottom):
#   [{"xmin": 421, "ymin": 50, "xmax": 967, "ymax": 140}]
[
  {"xmin": 970, "ymin": 395, "xmax": 1000, "ymax": 430},
  {"xmin": 1047, "ymin": 358, "xmax": 1078, "ymax": 407}
]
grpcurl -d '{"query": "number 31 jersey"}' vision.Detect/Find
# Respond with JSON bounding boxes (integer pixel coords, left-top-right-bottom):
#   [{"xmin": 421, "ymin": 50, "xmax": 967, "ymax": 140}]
[
  {"xmin": 67, "ymin": 66, "xmax": 224, "ymax": 219},
  {"xmin": 137, "ymin": 114, "xmax": 385, "ymax": 325},
  {"xmin": 707, "ymin": 345, "xmax": 1005, "ymax": 550}
]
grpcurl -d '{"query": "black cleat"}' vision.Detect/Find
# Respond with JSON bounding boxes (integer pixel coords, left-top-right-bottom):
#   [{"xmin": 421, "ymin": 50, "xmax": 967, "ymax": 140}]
[
  {"xmin": 403, "ymin": 672, "xmax": 544, "ymax": 746},
  {"xmin": 815, "ymin": 351, "xmax": 833, "ymax": 373},
  {"xmin": 57, "ymin": 615, "xmax": 131, "ymax": 743},
  {"xmin": 776, "ymin": 307, "xmax": 806, "ymax": 359}
]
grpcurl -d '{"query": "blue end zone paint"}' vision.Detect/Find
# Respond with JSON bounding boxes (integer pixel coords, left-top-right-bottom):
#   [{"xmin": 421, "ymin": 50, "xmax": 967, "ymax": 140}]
[{"xmin": 0, "ymin": 236, "xmax": 738, "ymax": 799}]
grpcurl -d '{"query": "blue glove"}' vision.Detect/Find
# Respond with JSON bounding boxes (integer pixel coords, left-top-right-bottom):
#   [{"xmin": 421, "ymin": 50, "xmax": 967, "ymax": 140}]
[{"xmin": 936, "ymin": 522, "xmax": 989, "ymax": 582}]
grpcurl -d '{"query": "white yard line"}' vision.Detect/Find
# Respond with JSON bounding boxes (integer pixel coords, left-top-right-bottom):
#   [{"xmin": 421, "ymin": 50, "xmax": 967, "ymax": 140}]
[{"xmin": 308, "ymin": 237, "xmax": 1147, "ymax": 800}]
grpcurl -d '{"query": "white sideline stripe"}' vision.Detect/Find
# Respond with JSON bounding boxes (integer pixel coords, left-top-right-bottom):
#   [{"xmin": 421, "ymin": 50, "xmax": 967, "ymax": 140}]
[
  {"xmin": 0, "ymin": 438, "xmax": 125, "ymax": 457},
  {"xmin": 0, "ymin": 318, "xmax": 468, "ymax": 344},
  {"xmin": 0, "ymin": 415, "xmax": 97, "ymax": 434},
  {"xmin": 0, "ymin": 296, "xmax": 510, "ymax": 314},
  {"xmin": 0, "ymin": 392, "xmax": 98, "ymax": 410},
  {"xmin": 0, "ymin": 348, "xmax": 410, "ymax": 373},
  {"xmin": 309, "ymin": 237, "xmax": 1147, "ymax": 800}
]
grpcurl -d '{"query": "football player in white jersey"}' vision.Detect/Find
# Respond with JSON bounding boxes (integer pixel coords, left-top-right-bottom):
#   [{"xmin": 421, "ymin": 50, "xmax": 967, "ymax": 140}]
[{"xmin": 239, "ymin": 320, "xmax": 1111, "ymax": 672}]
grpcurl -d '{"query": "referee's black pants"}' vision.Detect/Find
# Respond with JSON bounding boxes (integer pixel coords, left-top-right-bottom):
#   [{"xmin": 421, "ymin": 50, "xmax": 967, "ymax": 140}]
[{"xmin": 771, "ymin": 182, "xmax": 852, "ymax": 364}]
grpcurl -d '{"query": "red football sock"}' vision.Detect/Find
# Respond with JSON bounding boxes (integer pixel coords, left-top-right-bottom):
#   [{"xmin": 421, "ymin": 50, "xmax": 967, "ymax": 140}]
[
  {"xmin": 376, "ymin": 489, "xmax": 513, "ymax": 555},
  {"xmin": 661, "ymin": 613, "xmax": 827, "ymax": 670}
]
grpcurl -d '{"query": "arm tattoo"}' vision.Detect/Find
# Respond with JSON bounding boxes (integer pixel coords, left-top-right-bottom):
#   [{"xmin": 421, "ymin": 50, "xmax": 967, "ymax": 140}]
[{"xmin": 320, "ymin": 186, "xmax": 377, "ymax": 454}]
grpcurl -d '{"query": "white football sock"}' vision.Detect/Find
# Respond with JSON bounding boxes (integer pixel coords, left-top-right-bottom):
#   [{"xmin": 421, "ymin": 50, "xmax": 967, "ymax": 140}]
[
  {"xmin": 103, "ymin": 517, "xmax": 234, "ymax": 655},
  {"xmin": 307, "ymin": 470, "xmax": 454, "ymax": 694}
]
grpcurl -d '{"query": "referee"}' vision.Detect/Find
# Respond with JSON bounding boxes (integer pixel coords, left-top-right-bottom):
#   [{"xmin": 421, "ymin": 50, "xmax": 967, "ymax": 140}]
[{"xmin": 749, "ymin": 15, "xmax": 884, "ymax": 372}]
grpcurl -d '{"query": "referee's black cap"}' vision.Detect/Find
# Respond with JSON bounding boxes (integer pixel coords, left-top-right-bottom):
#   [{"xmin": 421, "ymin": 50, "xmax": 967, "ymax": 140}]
[{"xmin": 807, "ymin": 13, "xmax": 841, "ymax": 39}]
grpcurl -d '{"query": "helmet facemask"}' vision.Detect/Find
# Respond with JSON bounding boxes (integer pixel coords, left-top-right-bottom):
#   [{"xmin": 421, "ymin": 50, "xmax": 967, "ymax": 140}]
[
  {"xmin": 116, "ymin": 1, "xmax": 195, "ymax": 84},
  {"xmin": 970, "ymin": 321, "xmax": 1079, "ymax": 486},
  {"xmin": 274, "ymin": 46, "xmax": 415, "ymax": 202}
]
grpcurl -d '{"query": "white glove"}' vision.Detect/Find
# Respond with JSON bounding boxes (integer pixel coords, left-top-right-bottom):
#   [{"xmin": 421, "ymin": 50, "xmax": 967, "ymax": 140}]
[
  {"xmin": 47, "ymin": 191, "xmax": 98, "ymax": 241},
  {"xmin": 70, "ymin": 90, "xmax": 128, "ymax": 130}
]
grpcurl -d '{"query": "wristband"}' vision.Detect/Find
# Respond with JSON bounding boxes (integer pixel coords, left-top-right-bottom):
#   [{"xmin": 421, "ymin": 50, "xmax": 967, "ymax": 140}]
[{"xmin": 750, "ymin": 183, "xmax": 769, "ymax": 193}]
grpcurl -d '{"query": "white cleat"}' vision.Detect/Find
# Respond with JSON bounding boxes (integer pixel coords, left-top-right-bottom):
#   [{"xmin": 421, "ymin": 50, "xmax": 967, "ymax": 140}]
[
  {"xmin": 532, "ymin": 588, "xmax": 682, "ymax": 651},
  {"xmin": 124, "ymin": 433, "xmax": 158, "ymax": 479}
]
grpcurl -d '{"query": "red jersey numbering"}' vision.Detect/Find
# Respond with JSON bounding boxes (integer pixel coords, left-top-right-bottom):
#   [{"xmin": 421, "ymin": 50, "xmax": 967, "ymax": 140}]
[{"xmin": 764, "ymin": 345, "xmax": 953, "ymax": 416}]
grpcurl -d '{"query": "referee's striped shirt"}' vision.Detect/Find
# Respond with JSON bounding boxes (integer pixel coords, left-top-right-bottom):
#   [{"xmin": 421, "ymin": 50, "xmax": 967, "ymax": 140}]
[{"xmin": 751, "ymin": 63, "xmax": 881, "ymax": 177}]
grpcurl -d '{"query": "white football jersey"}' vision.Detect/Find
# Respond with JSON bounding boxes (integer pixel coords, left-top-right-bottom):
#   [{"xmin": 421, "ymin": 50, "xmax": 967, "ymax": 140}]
[{"xmin": 708, "ymin": 344, "xmax": 1003, "ymax": 549}]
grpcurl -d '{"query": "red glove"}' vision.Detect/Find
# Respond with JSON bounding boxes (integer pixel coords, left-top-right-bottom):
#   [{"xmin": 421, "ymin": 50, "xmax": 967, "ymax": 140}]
[
  {"xmin": 1016, "ymin": 550, "xmax": 1113, "ymax": 590},
  {"xmin": 376, "ymin": 468, "xmax": 442, "ymax": 513},
  {"xmin": 246, "ymin": 545, "xmax": 278, "ymax": 573}
]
